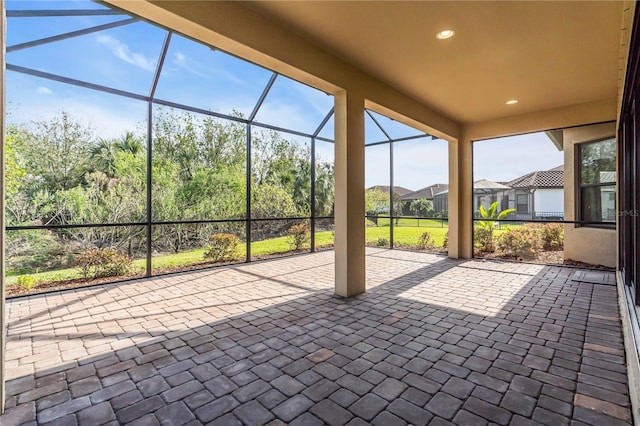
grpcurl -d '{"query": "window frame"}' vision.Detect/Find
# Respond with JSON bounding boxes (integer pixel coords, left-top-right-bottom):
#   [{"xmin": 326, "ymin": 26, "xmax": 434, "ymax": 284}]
[
  {"xmin": 516, "ymin": 193, "xmax": 529, "ymax": 214},
  {"xmin": 575, "ymin": 137, "xmax": 616, "ymax": 229}
]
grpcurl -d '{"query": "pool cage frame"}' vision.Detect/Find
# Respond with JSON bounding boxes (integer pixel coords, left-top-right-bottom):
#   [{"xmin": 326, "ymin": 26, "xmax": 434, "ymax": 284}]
[{"xmin": 5, "ymin": 5, "xmax": 437, "ymax": 284}]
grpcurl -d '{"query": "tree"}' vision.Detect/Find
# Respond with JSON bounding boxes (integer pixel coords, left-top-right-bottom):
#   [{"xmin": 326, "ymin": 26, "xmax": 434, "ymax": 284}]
[
  {"xmin": 251, "ymin": 184, "xmax": 297, "ymax": 219},
  {"xmin": 4, "ymin": 127, "xmax": 26, "ymax": 198},
  {"xmin": 17, "ymin": 111, "xmax": 92, "ymax": 192},
  {"xmin": 115, "ymin": 131, "xmax": 144, "ymax": 155},
  {"xmin": 410, "ymin": 198, "xmax": 433, "ymax": 216},
  {"xmin": 392, "ymin": 193, "xmax": 405, "ymax": 224},
  {"xmin": 6, "ymin": 107, "xmax": 332, "ymax": 270},
  {"xmin": 314, "ymin": 162, "xmax": 335, "ymax": 216},
  {"xmin": 365, "ymin": 189, "xmax": 389, "ymax": 215},
  {"xmin": 251, "ymin": 184, "xmax": 298, "ymax": 241},
  {"xmin": 89, "ymin": 139, "xmax": 119, "ymax": 177}
]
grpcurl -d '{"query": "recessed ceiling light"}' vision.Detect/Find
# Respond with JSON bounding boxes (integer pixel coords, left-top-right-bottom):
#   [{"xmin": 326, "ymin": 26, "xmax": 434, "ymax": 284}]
[
  {"xmin": 436, "ymin": 29, "xmax": 455, "ymax": 40},
  {"xmin": 506, "ymin": 99, "xmax": 518, "ymax": 105}
]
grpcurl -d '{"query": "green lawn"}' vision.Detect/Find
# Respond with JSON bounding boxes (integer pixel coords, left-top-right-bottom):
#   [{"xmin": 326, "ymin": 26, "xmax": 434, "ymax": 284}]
[
  {"xmin": 365, "ymin": 226, "xmax": 448, "ymax": 247},
  {"xmin": 6, "ymin": 231, "xmax": 336, "ymax": 287},
  {"xmin": 8, "ymin": 224, "xmax": 528, "ymax": 290},
  {"xmin": 374, "ymin": 217, "xmax": 448, "ymax": 228},
  {"xmin": 8, "ymin": 226, "xmax": 456, "ymax": 289}
]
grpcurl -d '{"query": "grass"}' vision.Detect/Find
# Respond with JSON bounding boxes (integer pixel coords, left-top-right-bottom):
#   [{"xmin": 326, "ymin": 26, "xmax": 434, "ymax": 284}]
[
  {"xmin": 7, "ymin": 225, "xmax": 454, "ymax": 289},
  {"xmin": 6, "ymin": 231, "xmax": 336, "ymax": 287},
  {"xmin": 10, "ymin": 223, "xmax": 545, "ymax": 290},
  {"xmin": 366, "ymin": 226, "xmax": 448, "ymax": 247},
  {"xmin": 374, "ymin": 217, "xmax": 448, "ymax": 228}
]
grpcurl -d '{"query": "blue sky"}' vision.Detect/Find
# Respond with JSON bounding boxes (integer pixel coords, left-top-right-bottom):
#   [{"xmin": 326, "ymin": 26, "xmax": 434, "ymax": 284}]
[{"xmin": 6, "ymin": 0, "xmax": 563, "ymax": 191}]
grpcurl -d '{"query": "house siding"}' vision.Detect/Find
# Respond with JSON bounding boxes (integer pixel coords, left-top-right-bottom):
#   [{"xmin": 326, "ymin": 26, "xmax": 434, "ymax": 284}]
[{"xmin": 534, "ymin": 188, "xmax": 564, "ymax": 215}]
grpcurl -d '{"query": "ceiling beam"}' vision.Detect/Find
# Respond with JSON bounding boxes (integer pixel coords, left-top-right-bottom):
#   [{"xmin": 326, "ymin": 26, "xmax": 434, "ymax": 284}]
[{"xmin": 464, "ymin": 98, "xmax": 617, "ymax": 142}]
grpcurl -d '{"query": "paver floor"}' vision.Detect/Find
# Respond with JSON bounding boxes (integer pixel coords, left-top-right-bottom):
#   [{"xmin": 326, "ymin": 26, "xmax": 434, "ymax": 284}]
[{"xmin": 1, "ymin": 248, "xmax": 632, "ymax": 425}]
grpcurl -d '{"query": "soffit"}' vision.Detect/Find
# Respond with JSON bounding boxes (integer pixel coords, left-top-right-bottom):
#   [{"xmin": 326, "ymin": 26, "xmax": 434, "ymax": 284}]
[{"xmin": 243, "ymin": 1, "xmax": 623, "ymax": 125}]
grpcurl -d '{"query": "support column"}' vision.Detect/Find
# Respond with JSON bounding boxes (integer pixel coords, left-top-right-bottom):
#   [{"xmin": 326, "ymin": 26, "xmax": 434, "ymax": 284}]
[
  {"xmin": 334, "ymin": 90, "xmax": 365, "ymax": 297},
  {"xmin": 1, "ymin": 0, "xmax": 6, "ymax": 414},
  {"xmin": 447, "ymin": 135, "xmax": 473, "ymax": 259}
]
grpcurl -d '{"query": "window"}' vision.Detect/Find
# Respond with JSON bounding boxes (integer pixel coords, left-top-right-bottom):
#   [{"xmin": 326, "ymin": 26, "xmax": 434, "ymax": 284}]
[
  {"xmin": 577, "ymin": 138, "xmax": 616, "ymax": 227},
  {"xmin": 516, "ymin": 194, "xmax": 529, "ymax": 214}
]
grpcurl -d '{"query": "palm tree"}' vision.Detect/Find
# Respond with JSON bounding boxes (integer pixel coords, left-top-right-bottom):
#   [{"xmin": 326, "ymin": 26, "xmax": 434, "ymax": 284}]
[
  {"xmin": 89, "ymin": 139, "xmax": 118, "ymax": 177},
  {"xmin": 477, "ymin": 201, "xmax": 515, "ymax": 230},
  {"xmin": 475, "ymin": 201, "xmax": 516, "ymax": 252},
  {"xmin": 314, "ymin": 163, "xmax": 334, "ymax": 216},
  {"xmin": 292, "ymin": 159, "xmax": 311, "ymax": 215},
  {"xmin": 115, "ymin": 132, "xmax": 144, "ymax": 155}
]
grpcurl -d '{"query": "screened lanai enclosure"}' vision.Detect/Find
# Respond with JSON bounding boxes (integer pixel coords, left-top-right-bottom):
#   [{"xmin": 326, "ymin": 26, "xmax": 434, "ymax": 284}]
[{"xmin": 5, "ymin": 1, "xmax": 445, "ymax": 296}]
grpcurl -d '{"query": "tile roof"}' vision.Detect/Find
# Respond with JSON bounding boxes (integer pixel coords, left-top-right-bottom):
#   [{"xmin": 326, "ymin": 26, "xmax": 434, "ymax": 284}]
[
  {"xmin": 401, "ymin": 183, "xmax": 449, "ymax": 200},
  {"xmin": 366, "ymin": 185, "xmax": 413, "ymax": 196},
  {"xmin": 506, "ymin": 170, "xmax": 564, "ymax": 188},
  {"xmin": 474, "ymin": 179, "xmax": 511, "ymax": 190}
]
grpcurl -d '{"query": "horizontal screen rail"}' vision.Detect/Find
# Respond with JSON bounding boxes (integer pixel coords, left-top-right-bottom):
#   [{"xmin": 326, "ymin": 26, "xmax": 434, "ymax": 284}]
[{"xmin": 6, "ymin": 216, "xmax": 337, "ymax": 231}]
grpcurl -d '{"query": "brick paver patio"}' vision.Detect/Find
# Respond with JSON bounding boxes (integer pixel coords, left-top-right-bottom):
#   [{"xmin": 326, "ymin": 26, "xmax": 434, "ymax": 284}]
[{"xmin": 1, "ymin": 248, "xmax": 632, "ymax": 425}]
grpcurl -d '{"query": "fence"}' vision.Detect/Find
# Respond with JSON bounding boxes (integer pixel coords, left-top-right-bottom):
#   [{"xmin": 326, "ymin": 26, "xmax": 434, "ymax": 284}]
[{"xmin": 366, "ymin": 215, "xmax": 449, "ymax": 228}]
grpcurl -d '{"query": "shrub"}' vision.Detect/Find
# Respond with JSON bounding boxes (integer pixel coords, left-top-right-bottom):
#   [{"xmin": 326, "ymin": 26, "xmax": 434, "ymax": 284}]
[
  {"xmin": 287, "ymin": 223, "xmax": 311, "ymax": 250},
  {"xmin": 442, "ymin": 231, "xmax": 449, "ymax": 249},
  {"xmin": 539, "ymin": 223, "xmax": 564, "ymax": 250},
  {"xmin": 474, "ymin": 202, "xmax": 517, "ymax": 254},
  {"xmin": 204, "ymin": 233, "xmax": 240, "ymax": 262},
  {"xmin": 17, "ymin": 275, "xmax": 37, "ymax": 290},
  {"xmin": 418, "ymin": 232, "xmax": 435, "ymax": 249},
  {"xmin": 76, "ymin": 248, "xmax": 132, "ymax": 279},
  {"xmin": 376, "ymin": 237, "xmax": 389, "ymax": 246},
  {"xmin": 474, "ymin": 226, "xmax": 495, "ymax": 252},
  {"xmin": 496, "ymin": 224, "xmax": 541, "ymax": 260},
  {"xmin": 6, "ymin": 228, "xmax": 67, "ymax": 274}
]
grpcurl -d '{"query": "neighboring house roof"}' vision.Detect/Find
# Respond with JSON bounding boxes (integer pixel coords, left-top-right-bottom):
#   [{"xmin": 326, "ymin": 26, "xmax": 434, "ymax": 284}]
[
  {"xmin": 474, "ymin": 179, "xmax": 511, "ymax": 191},
  {"xmin": 506, "ymin": 170, "xmax": 564, "ymax": 188},
  {"xmin": 366, "ymin": 185, "xmax": 413, "ymax": 196},
  {"xmin": 548, "ymin": 164, "xmax": 564, "ymax": 172},
  {"xmin": 401, "ymin": 183, "xmax": 449, "ymax": 201}
]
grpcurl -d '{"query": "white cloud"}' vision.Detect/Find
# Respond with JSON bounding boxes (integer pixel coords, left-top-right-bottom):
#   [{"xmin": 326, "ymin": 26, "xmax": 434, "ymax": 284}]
[
  {"xmin": 171, "ymin": 51, "xmax": 207, "ymax": 78},
  {"xmin": 96, "ymin": 35, "xmax": 156, "ymax": 72},
  {"xmin": 253, "ymin": 101, "xmax": 320, "ymax": 134},
  {"xmin": 37, "ymin": 86, "xmax": 52, "ymax": 95},
  {"xmin": 170, "ymin": 51, "xmax": 246, "ymax": 86},
  {"xmin": 174, "ymin": 52, "xmax": 186, "ymax": 65}
]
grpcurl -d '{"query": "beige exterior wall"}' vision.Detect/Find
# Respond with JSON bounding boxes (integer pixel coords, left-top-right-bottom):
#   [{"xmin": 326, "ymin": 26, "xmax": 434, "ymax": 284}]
[{"xmin": 563, "ymin": 122, "xmax": 617, "ymax": 267}]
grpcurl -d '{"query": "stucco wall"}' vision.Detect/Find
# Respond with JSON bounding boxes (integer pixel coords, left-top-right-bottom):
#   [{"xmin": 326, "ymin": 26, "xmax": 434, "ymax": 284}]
[{"xmin": 563, "ymin": 122, "xmax": 617, "ymax": 267}]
